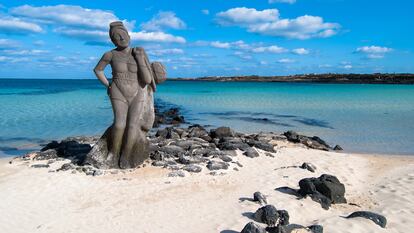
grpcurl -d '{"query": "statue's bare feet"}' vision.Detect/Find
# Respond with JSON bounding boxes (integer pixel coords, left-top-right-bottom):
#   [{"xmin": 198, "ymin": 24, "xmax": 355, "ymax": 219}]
[{"xmin": 119, "ymin": 154, "xmax": 131, "ymax": 169}]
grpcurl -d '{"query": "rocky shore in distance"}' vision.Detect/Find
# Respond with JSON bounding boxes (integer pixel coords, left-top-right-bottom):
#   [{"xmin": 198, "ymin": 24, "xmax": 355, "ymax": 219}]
[{"xmin": 171, "ymin": 73, "xmax": 414, "ymax": 84}]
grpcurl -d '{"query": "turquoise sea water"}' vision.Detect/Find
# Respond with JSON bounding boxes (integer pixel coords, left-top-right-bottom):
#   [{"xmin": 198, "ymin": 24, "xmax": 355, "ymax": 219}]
[{"xmin": 1, "ymin": 79, "xmax": 414, "ymax": 156}]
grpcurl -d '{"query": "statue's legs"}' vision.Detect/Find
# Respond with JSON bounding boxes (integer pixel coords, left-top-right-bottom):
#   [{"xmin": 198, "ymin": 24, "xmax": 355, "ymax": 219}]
[
  {"xmin": 109, "ymin": 97, "xmax": 128, "ymax": 166},
  {"xmin": 119, "ymin": 95, "xmax": 145, "ymax": 168}
]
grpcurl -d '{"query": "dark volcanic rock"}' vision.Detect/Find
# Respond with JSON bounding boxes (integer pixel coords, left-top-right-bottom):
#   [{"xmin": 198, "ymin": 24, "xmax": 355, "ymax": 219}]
[
  {"xmin": 241, "ymin": 222, "xmax": 267, "ymax": 233},
  {"xmin": 253, "ymin": 191, "xmax": 268, "ymax": 205},
  {"xmin": 210, "ymin": 126, "xmax": 235, "ymax": 139},
  {"xmin": 246, "ymin": 139, "xmax": 276, "ymax": 152},
  {"xmin": 308, "ymin": 225, "xmax": 324, "ymax": 233},
  {"xmin": 155, "ymin": 127, "xmax": 180, "ymax": 139},
  {"xmin": 298, "ymin": 174, "xmax": 346, "ymax": 209},
  {"xmin": 206, "ymin": 161, "xmax": 229, "ymax": 170},
  {"xmin": 168, "ymin": 170, "xmax": 185, "ymax": 177},
  {"xmin": 153, "ymin": 107, "xmax": 185, "ymax": 128},
  {"xmin": 35, "ymin": 149, "xmax": 58, "ymax": 160},
  {"xmin": 283, "ymin": 131, "xmax": 331, "ymax": 151},
  {"xmin": 159, "ymin": 145, "xmax": 186, "ymax": 157},
  {"xmin": 188, "ymin": 124, "xmax": 209, "ymax": 138},
  {"xmin": 254, "ymin": 205, "xmax": 279, "ymax": 226},
  {"xmin": 31, "ymin": 164, "xmax": 50, "ymax": 168},
  {"xmin": 277, "ymin": 210, "xmax": 290, "ymax": 226},
  {"xmin": 243, "ymin": 147, "xmax": 260, "ymax": 158},
  {"xmin": 41, "ymin": 140, "xmax": 60, "ymax": 151},
  {"xmin": 218, "ymin": 154, "xmax": 233, "ymax": 162},
  {"xmin": 218, "ymin": 141, "xmax": 250, "ymax": 151},
  {"xmin": 333, "ymin": 145, "xmax": 343, "ymax": 151},
  {"xmin": 177, "ymin": 155, "xmax": 205, "ymax": 165},
  {"xmin": 300, "ymin": 162, "xmax": 316, "ymax": 173},
  {"xmin": 57, "ymin": 162, "xmax": 76, "ymax": 171},
  {"xmin": 346, "ymin": 211, "xmax": 387, "ymax": 228},
  {"xmin": 182, "ymin": 164, "xmax": 202, "ymax": 173}
]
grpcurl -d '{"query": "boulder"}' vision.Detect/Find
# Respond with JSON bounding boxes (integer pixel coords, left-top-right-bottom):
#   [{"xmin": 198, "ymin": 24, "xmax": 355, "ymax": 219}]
[
  {"xmin": 298, "ymin": 174, "xmax": 346, "ymax": 209},
  {"xmin": 210, "ymin": 126, "xmax": 235, "ymax": 139},
  {"xmin": 206, "ymin": 161, "xmax": 229, "ymax": 170},
  {"xmin": 244, "ymin": 148, "xmax": 260, "ymax": 158},
  {"xmin": 254, "ymin": 205, "xmax": 279, "ymax": 226},
  {"xmin": 182, "ymin": 164, "xmax": 202, "ymax": 173}
]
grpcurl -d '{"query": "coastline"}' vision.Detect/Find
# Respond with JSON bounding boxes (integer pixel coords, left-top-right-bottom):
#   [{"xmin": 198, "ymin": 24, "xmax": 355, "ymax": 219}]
[
  {"xmin": 1, "ymin": 137, "xmax": 413, "ymax": 233},
  {"xmin": 169, "ymin": 73, "xmax": 414, "ymax": 84}
]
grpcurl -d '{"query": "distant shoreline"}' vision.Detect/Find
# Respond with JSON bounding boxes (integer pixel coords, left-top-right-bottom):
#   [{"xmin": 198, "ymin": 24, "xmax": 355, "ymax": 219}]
[
  {"xmin": 1, "ymin": 73, "xmax": 414, "ymax": 84},
  {"xmin": 169, "ymin": 73, "xmax": 414, "ymax": 84}
]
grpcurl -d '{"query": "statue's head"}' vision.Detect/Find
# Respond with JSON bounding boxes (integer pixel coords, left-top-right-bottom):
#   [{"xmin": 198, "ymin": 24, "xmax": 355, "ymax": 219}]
[{"xmin": 109, "ymin": 21, "xmax": 130, "ymax": 48}]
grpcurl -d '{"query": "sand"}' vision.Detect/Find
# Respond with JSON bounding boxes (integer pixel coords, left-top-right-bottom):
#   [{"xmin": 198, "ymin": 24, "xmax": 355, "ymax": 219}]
[{"xmin": 0, "ymin": 145, "xmax": 413, "ymax": 233}]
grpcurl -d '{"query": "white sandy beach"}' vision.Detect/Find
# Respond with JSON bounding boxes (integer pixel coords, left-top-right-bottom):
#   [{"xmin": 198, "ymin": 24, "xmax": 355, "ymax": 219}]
[{"xmin": 0, "ymin": 144, "xmax": 413, "ymax": 233}]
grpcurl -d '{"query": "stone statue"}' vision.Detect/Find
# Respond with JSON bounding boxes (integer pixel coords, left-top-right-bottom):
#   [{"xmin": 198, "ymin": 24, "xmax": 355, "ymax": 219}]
[{"xmin": 84, "ymin": 21, "xmax": 166, "ymax": 169}]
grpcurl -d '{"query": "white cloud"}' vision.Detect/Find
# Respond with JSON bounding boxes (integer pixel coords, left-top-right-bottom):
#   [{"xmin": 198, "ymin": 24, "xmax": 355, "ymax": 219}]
[
  {"xmin": 0, "ymin": 38, "xmax": 20, "ymax": 48},
  {"xmin": 130, "ymin": 31, "xmax": 186, "ymax": 43},
  {"xmin": 54, "ymin": 26, "xmax": 186, "ymax": 44},
  {"xmin": 216, "ymin": 7, "xmax": 279, "ymax": 26},
  {"xmin": 252, "ymin": 45, "xmax": 287, "ymax": 53},
  {"xmin": 215, "ymin": 8, "xmax": 340, "ymax": 39},
  {"xmin": 343, "ymin": 65, "xmax": 352, "ymax": 69},
  {"xmin": 202, "ymin": 9, "xmax": 210, "ymax": 15},
  {"xmin": 0, "ymin": 55, "xmax": 30, "ymax": 63},
  {"xmin": 10, "ymin": 4, "xmax": 134, "ymax": 30},
  {"xmin": 0, "ymin": 16, "xmax": 43, "ymax": 34},
  {"xmin": 269, "ymin": 0, "xmax": 297, "ymax": 4},
  {"xmin": 292, "ymin": 48, "xmax": 309, "ymax": 55},
  {"xmin": 356, "ymin": 46, "xmax": 393, "ymax": 59},
  {"xmin": 248, "ymin": 15, "xmax": 340, "ymax": 39},
  {"xmin": 147, "ymin": 48, "xmax": 184, "ymax": 56},
  {"xmin": 2, "ymin": 49, "xmax": 48, "ymax": 55},
  {"xmin": 233, "ymin": 51, "xmax": 252, "ymax": 60},
  {"xmin": 141, "ymin": 11, "xmax": 186, "ymax": 31},
  {"xmin": 211, "ymin": 41, "xmax": 231, "ymax": 49},
  {"xmin": 278, "ymin": 58, "xmax": 295, "ymax": 63},
  {"xmin": 54, "ymin": 27, "xmax": 107, "ymax": 41}
]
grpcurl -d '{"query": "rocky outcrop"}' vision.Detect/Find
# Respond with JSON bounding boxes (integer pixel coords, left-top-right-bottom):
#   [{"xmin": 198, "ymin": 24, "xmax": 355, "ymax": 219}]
[{"xmin": 284, "ymin": 131, "xmax": 332, "ymax": 151}]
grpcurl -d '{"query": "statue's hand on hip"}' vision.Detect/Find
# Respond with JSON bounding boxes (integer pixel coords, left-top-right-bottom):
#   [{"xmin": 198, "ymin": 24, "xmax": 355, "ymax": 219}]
[{"xmin": 107, "ymin": 84, "xmax": 111, "ymax": 96}]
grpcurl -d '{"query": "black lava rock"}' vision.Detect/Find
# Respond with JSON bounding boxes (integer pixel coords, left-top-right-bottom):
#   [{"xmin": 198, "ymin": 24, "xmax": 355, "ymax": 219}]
[
  {"xmin": 346, "ymin": 211, "xmax": 387, "ymax": 228},
  {"xmin": 243, "ymin": 148, "xmax": 260, "ymax": 158},
  {"xmin": 277, "ymin": 210, "xmax": 290, "ymax": 226},
  {"xmin": 254, "ymin": 205, "xmax": 279, "ymax": 226},
  {"xmin": 253, "ymin": 191, "xmax": 268, "ymax": 205},
  {"xmin": 210, "ymin": 127, "xmax": 235, "ymax": 139},
  {"xmin": 241, "ymin": 222, "xmax": 267, "ymax": 233},
  {"xmin": 300, "ymin": 162, "xmax": 316, "ymax": 173},
  {"xmin": 298, "ymin": 174, "xmax": 346, "ymax": 209},
  {"xmin": 206, "ymin": 161, "xmax": 229, "ymax": 170}
]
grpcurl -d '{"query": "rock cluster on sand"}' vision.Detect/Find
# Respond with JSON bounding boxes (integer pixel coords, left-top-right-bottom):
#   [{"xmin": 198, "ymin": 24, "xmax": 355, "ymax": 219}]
[
  {"xmin": 298, "ymin": 174, "xmax": 347, "ymax": 210},
  {"xmin": 241, "ymin": 191, "xmax": 323, "ymax": 233},
  {"xmin": 15, "ymin": 125, "xmax": 282, "ymax": 176}
]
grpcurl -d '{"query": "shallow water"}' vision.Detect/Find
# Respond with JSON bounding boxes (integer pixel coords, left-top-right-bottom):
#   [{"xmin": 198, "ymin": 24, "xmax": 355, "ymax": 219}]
[{"xmin": 1, "ymin": 79, "xmax": 413, "ymax": 156}]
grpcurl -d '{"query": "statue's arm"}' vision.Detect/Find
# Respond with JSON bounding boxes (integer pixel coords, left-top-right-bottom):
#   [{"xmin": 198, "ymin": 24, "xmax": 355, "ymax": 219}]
[
  {"xmin": 93, "ymin": 52, "xmax": 112, "ymax": 88},
  {"xmin": 133, "ymin": 47, "xmax": 153, "ymax": 85}
]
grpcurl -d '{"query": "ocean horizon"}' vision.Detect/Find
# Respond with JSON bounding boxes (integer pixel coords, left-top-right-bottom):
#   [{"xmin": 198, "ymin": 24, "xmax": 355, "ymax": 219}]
[{"xmin": 1, "ymin": 78, "xmax": 414, "ymax": 157}]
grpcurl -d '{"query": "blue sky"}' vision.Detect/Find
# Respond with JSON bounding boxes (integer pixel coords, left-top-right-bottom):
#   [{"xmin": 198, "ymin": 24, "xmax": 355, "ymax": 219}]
[{"xmin": 0, "ymin": 0, "xmax": 413, "ymax": 78}]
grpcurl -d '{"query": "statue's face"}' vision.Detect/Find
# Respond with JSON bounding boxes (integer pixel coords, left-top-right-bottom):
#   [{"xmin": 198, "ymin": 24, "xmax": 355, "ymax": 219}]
[{"xmin": 112, "ymin": 28, "xmax": 130, "ymax": 48}]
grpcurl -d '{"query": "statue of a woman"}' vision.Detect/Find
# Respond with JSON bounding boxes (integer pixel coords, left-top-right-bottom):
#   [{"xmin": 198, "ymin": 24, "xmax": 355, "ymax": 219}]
[{"xmin": 85, "ymin": 21, "xmax": 159, "ymax": 169}]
